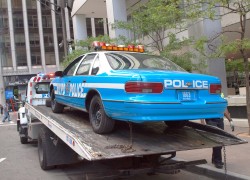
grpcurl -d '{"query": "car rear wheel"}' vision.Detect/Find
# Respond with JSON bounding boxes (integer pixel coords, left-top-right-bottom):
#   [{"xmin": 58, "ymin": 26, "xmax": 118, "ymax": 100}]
[
  {"xmin": 164, "ymin": 120, "xmax": 187, "ymax": 129},
  {"xmin": 51, "ymin": 89, "xmax": 64, "ymax": 113},
  {"xmin": 89, "ymin": 95, "xmax": 115, "ymax": 134}
]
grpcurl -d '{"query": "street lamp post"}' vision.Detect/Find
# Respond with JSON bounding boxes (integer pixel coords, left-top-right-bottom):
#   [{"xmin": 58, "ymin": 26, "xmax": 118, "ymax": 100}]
[{"xmin": 60, "ymin": 0, "xmax": 68, "ymax": 58}]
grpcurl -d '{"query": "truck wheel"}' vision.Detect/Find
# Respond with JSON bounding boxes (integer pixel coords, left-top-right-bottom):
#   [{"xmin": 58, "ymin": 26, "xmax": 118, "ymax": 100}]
[
  {"xmin": 164, "ymin": 121, "xmax": 187, "ymax": 129},
  {"xmin": 45, "ymin": 99, "xmax": 51, "ymax": 107},
  {"xmin": 19, "ymin": 126, "xmax": 28, "ymax": 144},
  {"xmin": 51, "ymin": 89, "xmax": 64, "ymax": 113},
  {"xmin": 20, "ymin": 136, "xmax": 28, "ymax": 144},
  {"xmin": 89, "ymin": 95, "xmax": 115, "ymax": 134},
  {"xmin": 38, "ymin": 127, "xmax": 55, "ymax": 170}
]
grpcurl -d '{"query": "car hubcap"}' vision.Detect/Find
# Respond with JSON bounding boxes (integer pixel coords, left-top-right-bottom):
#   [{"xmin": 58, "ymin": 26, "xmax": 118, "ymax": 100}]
[{"xmin": 95, "ymin": 110, "xmax": 102, "ymax": 126}]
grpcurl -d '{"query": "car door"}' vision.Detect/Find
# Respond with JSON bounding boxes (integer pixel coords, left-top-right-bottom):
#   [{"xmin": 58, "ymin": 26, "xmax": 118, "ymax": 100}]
[
  {"xmin": 57, "ymin": 55, "xmax": 84, "ymax": 105},
  {"xmin": 68, "ymin": 53, "xmax": 97, "ymax": 110}
]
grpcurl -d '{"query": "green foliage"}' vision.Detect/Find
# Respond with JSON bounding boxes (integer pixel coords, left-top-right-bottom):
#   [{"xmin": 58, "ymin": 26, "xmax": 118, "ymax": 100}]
[
  {"xmin": 161, "ymin": 33, "xmax": 206, "ymax": 72},
  {"xmin": 61, "ymin": 49, "xmax": 88, "ymax": 68},
  {"xmin": 225, "ymin": 59, "xmax": 250, "ymax": 73},
  {"xmin": 61, "ymin": 35, "xmax": 140, "ymax": 68}
]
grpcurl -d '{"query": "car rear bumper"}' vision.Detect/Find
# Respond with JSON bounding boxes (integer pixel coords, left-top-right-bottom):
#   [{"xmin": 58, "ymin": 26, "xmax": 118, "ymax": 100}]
[{"xmin": 103, "ymin": 100, "xmax": 227, "ymax": 123}]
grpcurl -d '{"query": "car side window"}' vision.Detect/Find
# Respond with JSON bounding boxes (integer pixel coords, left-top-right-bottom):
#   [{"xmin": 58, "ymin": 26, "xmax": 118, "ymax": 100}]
[
  {"xmin": 76, "ymin": 54, "xmax": 96, "ymax": 75},
  {"xmin": 63, "ymin": 55, "xmax": 84, "ymax": 76},
  {"xmin": 34, "ymin": 82, "xmax": 49, "ymax": 94},
  {"xmin": 91, "ymin": 55, "xmax": 100, "ymax": 75}
]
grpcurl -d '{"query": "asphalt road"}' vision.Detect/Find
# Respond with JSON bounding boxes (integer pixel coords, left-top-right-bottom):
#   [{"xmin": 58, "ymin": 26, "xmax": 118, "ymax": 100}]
[{"xmin": 0, "ymin": 122, "xmax": 214, "ymax": 180}]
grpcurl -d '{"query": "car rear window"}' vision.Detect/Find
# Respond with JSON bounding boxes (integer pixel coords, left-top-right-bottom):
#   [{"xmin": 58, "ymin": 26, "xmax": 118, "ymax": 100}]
[{"xmin": 105, "ymin": 52, "xmax": 185, "ymax": 71}]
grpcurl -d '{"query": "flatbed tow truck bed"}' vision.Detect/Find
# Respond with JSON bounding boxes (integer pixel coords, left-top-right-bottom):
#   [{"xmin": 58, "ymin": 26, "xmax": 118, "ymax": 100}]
[{"xmin": 27, "ymin": 104, "xmax": 246, "ymax": 161}]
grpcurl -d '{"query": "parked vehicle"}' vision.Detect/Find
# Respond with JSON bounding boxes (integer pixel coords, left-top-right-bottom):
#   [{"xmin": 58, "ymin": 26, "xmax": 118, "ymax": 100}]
[
  {"xmin": 17, "ymin": 72, "xmax": 246, "ymax": 178},
  {"xmin": 49, "ymin": 42, "xmax": 227, "ymax": 134}
]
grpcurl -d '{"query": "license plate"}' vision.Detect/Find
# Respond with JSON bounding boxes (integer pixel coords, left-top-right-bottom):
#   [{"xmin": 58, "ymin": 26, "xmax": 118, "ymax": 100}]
[{"xmin": 178, "ymin": 90, "xmax": 196, "ymax": 101}]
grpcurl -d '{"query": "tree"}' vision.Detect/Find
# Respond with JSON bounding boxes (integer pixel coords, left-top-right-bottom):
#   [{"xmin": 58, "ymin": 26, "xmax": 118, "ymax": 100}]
[
  {"xmin": 113, "ymin": 0, "xmax": 250, "ymax": 132},
  {"xmin": 194, "ymin": 0, "xmax": 250, "ymax": 133},
  {"xmin": 61, "ymin": 35, "xmax": 133, "ymax": 67},
  {"xmin": 113, "ymin": 0, "xmax": 208, "ymax": 72}
]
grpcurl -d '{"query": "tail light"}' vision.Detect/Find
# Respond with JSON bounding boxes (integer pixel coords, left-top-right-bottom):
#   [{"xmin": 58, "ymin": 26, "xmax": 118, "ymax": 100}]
[
  {"xmin": 125, "ymin": 82, "xmax": 163, "ymax": 93},
  {"xmin": 210, "ymin": 84, "xmax": 221, "ymax": 94}
]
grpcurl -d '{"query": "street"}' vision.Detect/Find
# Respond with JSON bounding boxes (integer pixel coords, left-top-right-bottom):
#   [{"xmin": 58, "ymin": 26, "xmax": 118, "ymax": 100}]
[{"xmin": 0, "ymin": 120, "xmax": 214, "ymax": 180}]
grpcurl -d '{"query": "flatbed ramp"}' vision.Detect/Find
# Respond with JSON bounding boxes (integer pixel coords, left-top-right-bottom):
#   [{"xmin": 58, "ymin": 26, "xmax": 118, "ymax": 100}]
[{"xmin": 28, "ymin": 105, "xmax": 246, "ymax": 161}]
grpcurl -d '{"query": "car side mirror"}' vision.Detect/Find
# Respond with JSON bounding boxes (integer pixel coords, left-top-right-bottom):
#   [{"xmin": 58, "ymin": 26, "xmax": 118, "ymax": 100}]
[
  {"xmin": 54, "ymin": 71, "xmax": 63, "ymax": 77},
  {"xmin": 91, "ymin": 67, "xmax": 99, "ymax": 75}
]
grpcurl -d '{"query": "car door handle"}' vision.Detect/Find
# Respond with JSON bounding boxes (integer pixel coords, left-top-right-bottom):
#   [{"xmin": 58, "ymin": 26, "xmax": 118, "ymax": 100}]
[
  {"xmin": 83, "ymin": 80, "xmax": 86, "ymax": 83},
  {"xmin": 68, "ymin": 81, "xmax": 71, "ymax": 83}
]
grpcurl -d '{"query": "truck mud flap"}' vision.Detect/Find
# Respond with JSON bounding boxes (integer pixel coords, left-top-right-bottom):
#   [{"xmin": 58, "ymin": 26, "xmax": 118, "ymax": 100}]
[{"xmin": 38, "ymin": 127, "xmax": 79, "ymax": 170}]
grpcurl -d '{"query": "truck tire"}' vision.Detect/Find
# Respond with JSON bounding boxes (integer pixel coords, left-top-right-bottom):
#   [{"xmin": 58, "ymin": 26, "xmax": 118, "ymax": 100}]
[
  {"xmin": 89, "ymin": 95, "xmax": 115, "ymax": 134},
  {"xmin": 19, "ymin": 126, "xmax": 28, "ymax": 144},
  {"xmin": 20, "ymin": 136, "xmax": 28, "ymax": 144},
  {"xmin": 164, "ymin": 120, "xmax": 187, "ymax": 129},
  {"xmin": 38, "ymin": 127, "xmax": 55, "ymax": 170},
  {"xmin": 51, "ymin": 89, "xmax": 64, "ymax": 113},
  {"xmin": 45, "ymin": 99, "xmax": 51, "ymax": 107}
]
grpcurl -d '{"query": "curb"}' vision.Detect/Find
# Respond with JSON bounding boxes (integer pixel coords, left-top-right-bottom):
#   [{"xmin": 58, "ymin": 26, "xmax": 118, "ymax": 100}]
[{"xmin": 173, "ymin": 158, "xmax": 250, "ymax": 180}]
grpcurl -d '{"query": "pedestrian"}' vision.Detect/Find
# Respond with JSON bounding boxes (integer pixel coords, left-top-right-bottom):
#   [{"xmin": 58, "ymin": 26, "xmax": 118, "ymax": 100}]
[
  {"xmin": 205, "ymin": 108, "xmax": 234, "ymax": 169},
  {"xmin": 2, "ymin": 102, "xmax": 11, "ymax": 123},
  {"xmin": 0, "ymin": 104, "xmax": 3, "ymax": 115}
]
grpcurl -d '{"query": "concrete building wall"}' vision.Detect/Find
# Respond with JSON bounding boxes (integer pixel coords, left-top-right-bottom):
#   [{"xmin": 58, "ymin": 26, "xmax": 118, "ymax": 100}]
[{"xmin": 0, "ymin": 0, "xmax": 69, "ymax": 105}]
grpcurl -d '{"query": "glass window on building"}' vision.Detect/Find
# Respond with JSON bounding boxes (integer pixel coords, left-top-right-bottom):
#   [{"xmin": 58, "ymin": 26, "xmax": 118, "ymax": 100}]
[
  {"xmin": 0, "ymin": 16, "xmax": 8, "ymax": 28},
  {"xmin": 4, "ymin": 35, "xmax": 10, "ymax": 47},
  {"xmin": 45, "ymin": 54, "xmax": 56, "ymax": 65},
  {"xmin": 95, "ymin": 18, "xmax": 104, "ymax": 36},
  {"xmin": 30, "ymin": 34, "xmax": 40, "ymax": 47},
  {"xmin": 40, "ymin": 0, "xmax": 50, "ymax": 9},
  {"xmin": 31, "ymin": 55, "xmax": 41, "ymax": 66},
  {"xmin": 26, "ymin": 0, "xmax": 36, "ymax": 9},
  {"xmin": 0, "ymin": 0, "xmax": 7, "ymax": 8},
  {"xmin": 12, "ymin": 0, "xmax": 22, "ymax": 8},
  {"xmin": 44, "ymin": 35, "xmax": 54, "ymax": 47},
  {"xmin": 16, "ymin": 51, "xmax": 27, "ymax": 66},
  {"xmin": 28, "ymin": 15, "xmax": 38, "ymax": 27},
  {"xmin": 86, "ymin": 18, "xmax": 92, "ymax": 37},
  {"xmin": 15, "ymin": 34, "xmax": 25, "ymax": 47},
  {"xmin": 1, "ymin": 53, "xmax": 13, "ymax": 67},
  {"xmin": 42, "ymin": 15, "xmax": 52, "ymax": 28},
  {"xmin": 56, "ymin": 16, "xmax": 62, "ymax": 28},
  {"xmin": 13, "ymin": 15, "xmax": 24, "ymax": 28}
]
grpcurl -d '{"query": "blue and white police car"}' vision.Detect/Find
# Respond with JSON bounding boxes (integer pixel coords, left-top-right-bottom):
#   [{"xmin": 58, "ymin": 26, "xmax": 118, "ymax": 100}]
[{"xmin": 49, "ymin": 42, "xmax": 227, "ymax": 134}]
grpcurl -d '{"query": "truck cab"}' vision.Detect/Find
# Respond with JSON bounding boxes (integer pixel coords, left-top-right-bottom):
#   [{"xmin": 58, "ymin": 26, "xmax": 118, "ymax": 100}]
[
  {"xmin": 17, "ymin": 73, "xmax": 54, "ymax": 144},
  {"xmin": 26, "ymin": 73, "xmax": 53, "ymax": 106}
]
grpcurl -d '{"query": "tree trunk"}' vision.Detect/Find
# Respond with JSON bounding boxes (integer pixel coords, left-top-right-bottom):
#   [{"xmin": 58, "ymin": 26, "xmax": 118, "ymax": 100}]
[{"xmin": 243, "ymin": 57, "xmax": 250, "ymax": 135}]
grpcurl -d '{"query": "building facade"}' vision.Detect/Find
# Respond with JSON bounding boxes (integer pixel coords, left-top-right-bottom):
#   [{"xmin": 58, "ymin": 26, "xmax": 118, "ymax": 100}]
[
  {"xmin": 0, "ymin": 0, "xmax": 69, "ymax": 104},
  {"xmin": 71, "ymin": 0, "xmax": 250, "ymax": 96},
  {"xmin": 0, "ymin": 0, "xmax": 111, "ymax": 105},
  {"xmin": 1, "ymin": 0, "xmax": 249, "ymax": 105}
]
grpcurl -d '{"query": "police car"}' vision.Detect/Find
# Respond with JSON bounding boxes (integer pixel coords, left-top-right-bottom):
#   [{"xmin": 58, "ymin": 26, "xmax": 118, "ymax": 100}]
[{"xmin": 49, "ymin": 42, "xmax": 227, "ymax": 134}]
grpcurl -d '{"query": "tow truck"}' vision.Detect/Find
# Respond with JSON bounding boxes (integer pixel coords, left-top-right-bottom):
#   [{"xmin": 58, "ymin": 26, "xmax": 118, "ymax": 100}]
[{"xmin": 17, "ymin": 61, "xmax": 246, "ymax": 179}]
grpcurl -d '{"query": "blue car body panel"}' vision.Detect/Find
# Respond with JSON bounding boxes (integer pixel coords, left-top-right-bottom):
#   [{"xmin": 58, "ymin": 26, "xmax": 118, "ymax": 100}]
[{"xmin": 51, "ymin": 52, "xmax": 227, "ymax": 123}]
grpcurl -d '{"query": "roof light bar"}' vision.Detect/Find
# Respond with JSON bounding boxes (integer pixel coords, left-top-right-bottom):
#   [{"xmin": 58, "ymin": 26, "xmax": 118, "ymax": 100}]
[{"xmin": 92, "ymin": 41, "xmax": 144, "ymax": 53}]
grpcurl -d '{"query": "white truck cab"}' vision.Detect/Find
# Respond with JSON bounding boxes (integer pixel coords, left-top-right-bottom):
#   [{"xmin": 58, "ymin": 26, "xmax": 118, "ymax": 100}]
[
  {"xmin": 26, "ymin": 73, "xmax": 53, "ymax": 106},
  {"xmin": 17, "ymin": 73, "xmax": 54, "ymax": 144}
]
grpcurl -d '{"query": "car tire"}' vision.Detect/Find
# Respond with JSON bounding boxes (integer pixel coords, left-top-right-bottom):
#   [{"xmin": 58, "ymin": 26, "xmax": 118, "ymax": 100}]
[
  {"xmin": 89, "ymin": 95, "xmax": 115, "ymax": 134},
  {"xmin": 164, "ymin": 120, "xmax": 187, "ymax": 129},
  {"xmin": 51, "ymin": 89, "xmax": 64, "ymax": 113}
]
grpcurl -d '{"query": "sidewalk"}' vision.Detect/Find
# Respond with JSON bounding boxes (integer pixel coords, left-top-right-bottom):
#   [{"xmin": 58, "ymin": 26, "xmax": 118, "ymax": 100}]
[{"xmin": 176, "ymin": 118, "xmax": 250, "ymax": 180}]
